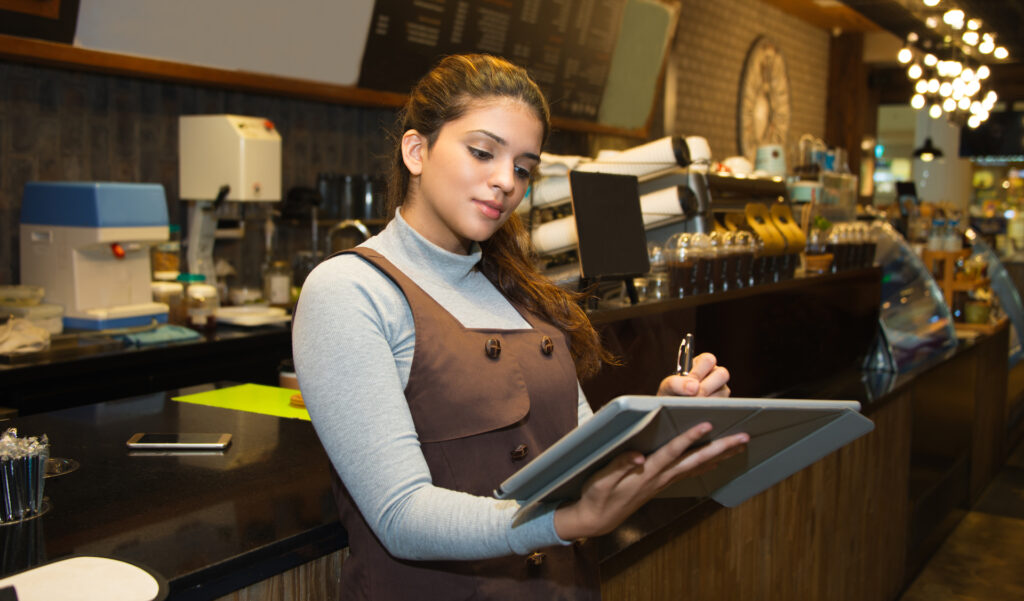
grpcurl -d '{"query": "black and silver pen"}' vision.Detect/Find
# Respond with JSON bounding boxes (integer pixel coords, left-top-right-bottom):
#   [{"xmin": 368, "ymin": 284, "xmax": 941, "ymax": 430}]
[{"xmin": 676, "ymin": 333, "xmax": 694, "ymax": 376}]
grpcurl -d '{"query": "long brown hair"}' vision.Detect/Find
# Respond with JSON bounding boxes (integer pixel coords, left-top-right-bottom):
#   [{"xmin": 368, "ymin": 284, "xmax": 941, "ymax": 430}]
[{"xmin": 385, "ymin": 54, "xmax": 614, "ymax": 379}]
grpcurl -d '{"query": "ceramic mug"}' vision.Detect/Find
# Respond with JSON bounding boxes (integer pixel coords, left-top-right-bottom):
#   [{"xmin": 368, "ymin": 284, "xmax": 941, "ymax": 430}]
[{"xmin": 754, "ymin": 145, "xmax": 786, "ymax": 176}]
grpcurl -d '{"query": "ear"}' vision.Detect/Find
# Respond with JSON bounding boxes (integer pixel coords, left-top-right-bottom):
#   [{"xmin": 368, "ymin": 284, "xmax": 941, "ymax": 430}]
[{"xmin": 401, "ymin": 129, "xmax": 427, "ymax": 176}]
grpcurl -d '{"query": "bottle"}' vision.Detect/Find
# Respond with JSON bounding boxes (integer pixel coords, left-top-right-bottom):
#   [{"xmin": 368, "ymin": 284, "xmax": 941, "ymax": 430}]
[
  {"xmin": 151, "ymin": 280, "xmax": 186, "ymax": 326},
  {"xmin": 927, "ymin": 219, "xmax": 946, "ymax": 252},
  {"xmin": 178, "ymin": 273, "xmax": 218, "ymax": 335},
  {"xmin": 944, "ymin": 220, "xmax": 962, "ymax": 251},
  {"xmin": 263, "ymin": 260, "xmax": 293, "ymax": 308},
  {"xmin": 151, "ymin": 224, "xmax": 182, "ymax": 279}
]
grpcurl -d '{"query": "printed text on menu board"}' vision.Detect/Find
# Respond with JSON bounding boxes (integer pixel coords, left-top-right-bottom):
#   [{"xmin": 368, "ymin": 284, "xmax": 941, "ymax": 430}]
[{"xmin": 358, "ymin": 0, "xmax": 627, "ymax": 122}]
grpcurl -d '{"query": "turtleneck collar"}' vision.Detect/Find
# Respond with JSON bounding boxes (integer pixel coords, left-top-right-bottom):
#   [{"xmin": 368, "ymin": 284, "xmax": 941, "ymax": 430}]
[{"xmin": 374, "ymin": 209, "xmax": 483, "ymax": 281}]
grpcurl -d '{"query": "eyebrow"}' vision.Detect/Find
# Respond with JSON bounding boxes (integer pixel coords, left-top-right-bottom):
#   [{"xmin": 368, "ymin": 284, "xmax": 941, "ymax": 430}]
[{"xmin": 472, "ymin": 129, "xmax": 541, "ymax": 163}]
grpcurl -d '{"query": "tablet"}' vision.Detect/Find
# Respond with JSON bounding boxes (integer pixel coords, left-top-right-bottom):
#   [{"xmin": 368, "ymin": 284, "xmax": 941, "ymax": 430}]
[{"xmin": 495, "ymin": 396, "xmax": 873, "ymax": 520}]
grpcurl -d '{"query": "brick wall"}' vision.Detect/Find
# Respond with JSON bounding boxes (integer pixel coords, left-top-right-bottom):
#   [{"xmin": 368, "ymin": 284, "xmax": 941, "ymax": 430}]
[
  {"xmin": 668, "ymin": 0, "xmax": 830, "ymax": 167},
  {"xmin": 0, "ymin": 63, "xmax": 405, "ymax": 285}
]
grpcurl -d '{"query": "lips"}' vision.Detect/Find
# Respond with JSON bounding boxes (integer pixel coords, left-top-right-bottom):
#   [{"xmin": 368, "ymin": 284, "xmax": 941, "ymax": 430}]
[{"xmin": 474, "ymin": 199, "xmax": 503, "ymax": 220}]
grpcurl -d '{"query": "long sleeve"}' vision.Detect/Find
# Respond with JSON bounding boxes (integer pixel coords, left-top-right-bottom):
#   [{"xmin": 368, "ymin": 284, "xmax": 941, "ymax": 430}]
[{"xmin": 293, "ymin": 224, "xmax": 577, "ymax": 560}]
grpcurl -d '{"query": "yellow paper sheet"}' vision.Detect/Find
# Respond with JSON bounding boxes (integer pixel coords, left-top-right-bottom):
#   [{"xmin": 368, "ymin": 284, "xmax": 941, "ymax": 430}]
[{"xmin": 172, "ymin": 383, "xmax": 310, "ymax": 420}]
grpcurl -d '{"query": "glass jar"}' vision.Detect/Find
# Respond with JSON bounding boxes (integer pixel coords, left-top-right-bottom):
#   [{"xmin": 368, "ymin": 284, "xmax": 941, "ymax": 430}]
[
  {"xmin": 664, "ymin": 233, "xmax": 695, "ymax": 298},
  {"xmin": 151, "ymin": 281, "xmax": 186, "ymax": 326},
  {"xmin": 733, "ymin": 231, "xmax": 755, "ymax": 289},
  {"xmin": 151, "ymin": 224, "xmax": 182, "ymax": 279},
  {"xmin": 719, "ymin": 232, "xmax": 737, "ymax": 293},
  {"xmin": 647, "ymin": 272, "xmax": 669, "ymax": 302},
  {"xmin": 690, "ymin": 233, "xmax": 713, "ymax": 295},
  {"xmin": 178, "ymin": 273, "xmax": 218, "ymax": 334},
  {"xmin": 263, "ymin": 260, "xmax": 293, "ymax": 308}
]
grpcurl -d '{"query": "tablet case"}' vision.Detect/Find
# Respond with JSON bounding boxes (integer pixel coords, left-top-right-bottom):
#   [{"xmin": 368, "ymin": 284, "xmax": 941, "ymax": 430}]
[{"xmin": 495, "ymin": 396, "xmax": 874, "ymax": 521}]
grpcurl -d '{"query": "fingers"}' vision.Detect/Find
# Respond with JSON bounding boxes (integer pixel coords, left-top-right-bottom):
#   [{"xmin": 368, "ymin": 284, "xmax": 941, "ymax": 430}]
[
  {"xmin": 657, "ymin": 353, "xmax": 731, "ymax": 398},
  {"xmin": 683, "ymin": 441, "xmax": 747, "ymax": 479},
  {"xmin": 644, "ymin": 422, "xmax": 712, "ymax": 470},
  {"xmin": 642, "ymin": 424, "xmax": 748, "ymax": 487}
]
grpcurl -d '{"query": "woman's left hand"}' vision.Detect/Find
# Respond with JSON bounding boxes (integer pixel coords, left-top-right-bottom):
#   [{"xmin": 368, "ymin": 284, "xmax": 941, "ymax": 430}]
[{"xmin": 657, "ymin": 352, "xmax": 730, "ymax": 397}]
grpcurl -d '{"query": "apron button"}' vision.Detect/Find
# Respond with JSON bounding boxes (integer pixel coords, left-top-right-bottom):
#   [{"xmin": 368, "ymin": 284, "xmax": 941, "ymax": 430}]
[
  {"xmin": 540, "ymin": 336, "xmax": 554, "ymax": 355},
  {"xmin": 526, "ymin": 551, "xmax": 546, "ymax": 566},
  {"xmin": 510, "ymin": 444, "xmax": 528, "ymax": 461},
  {"xmin": 485, "ymin": 338, "xmax": 501, "ymax": 359}
]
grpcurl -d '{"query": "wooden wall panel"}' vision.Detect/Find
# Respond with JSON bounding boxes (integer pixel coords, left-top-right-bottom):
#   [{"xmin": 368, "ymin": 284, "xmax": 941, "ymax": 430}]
[{"xmin": 214, "ymin": 548, "xmax": 347, "ymax": 601}]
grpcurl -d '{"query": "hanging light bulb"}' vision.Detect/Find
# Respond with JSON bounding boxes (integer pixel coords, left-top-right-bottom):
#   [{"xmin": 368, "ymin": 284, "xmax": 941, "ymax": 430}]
[
  {"xmin": 952, "ymin": 79, "xmax": 966, "ymax": 97},
  {"xmin": 926, "ymin": 16, "xmax": 940, "ymax": 28},
  {"xmin": 898, "ymin": 47, "xmax": 913, "ymax": 63},
  {"xmin": 985, "ymin": 90, "xmax": 998, "ymax": 104},
  {"xmin": 968, "ymin": 115, "xmax": 981, "ymax": 128},
  {"xmin": 915, "ymin": 79, "xmax": 930, "ymax": 94},
  {"xmin": 939, "ymin": 81, "xmax": 953, "ymax": 97},
  {"xmin": 949, "ymin": 61, "xmax": 963, "ymax": 76},
  {"xmin": 970, "ymin": 100, "xmax": 983, "ymax": 114},
  {"xmin": 908, "ymin": 63, "xmax": 923, "ymax": 79},
  {"xmin": 914, "ymin": 137, "xmax": 943, "ymax": 161},
  {"xmin": 958, "ymin": 96, "xmax": 971, "ymax": 110},
  {"xmin": 966, "ymin": 80, "xmax": 981, "ymax": 96},
  {"xmin": 942, "ymin": 98, "xmax": 957, "ymax": 112},
  {"xmin": 924, "ymin": 53, "xmax": 938, "ymax": 66},
  {"xmin": 923, "ymin": 0, "xmax": 940, "ymax": 6},
  {"xmin": 962, "ymin": 31, "xmax": 979, "ymax": 45},
  {"xmin": 994, "ymin": 46, "xmax": 1009, "ymax": 59},
  {"xmin": 961, "ymin": 67, "xmax": 974, "ymax": 82},
  {"xmin": 977, "ymin": 65, "xmax": 990, "ymax": 79},
  {"xmin": 911, "ymin": 94, "xmax": 927, "ymax": 109},
  {"xmin": 942, "ymin": 9, "xmax": 964, "ymax": 28},
  {"xmin": 979, "ymin": 37, "xmax": 995, "ymax": 54},
  {"xmin": 967, "ymin": 19, "xmax": 981, "ymax": 30},
  {"xmin": 929, "ymin": 104, "xmax": 943, "ymax": 119},
  {"xmin": 927, "ymin": 78, "xmax": 941, "ymax": 94}
]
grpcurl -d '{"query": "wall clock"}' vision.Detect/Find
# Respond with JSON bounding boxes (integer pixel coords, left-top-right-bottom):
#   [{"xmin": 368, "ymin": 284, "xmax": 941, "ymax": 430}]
[{"xmin": 737, "ymin": 37, "xmax": 791, "ymax": 161}]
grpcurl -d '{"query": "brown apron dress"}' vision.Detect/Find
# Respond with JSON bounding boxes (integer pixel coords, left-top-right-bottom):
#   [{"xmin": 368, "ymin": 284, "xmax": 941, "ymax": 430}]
[{"xmin": 331, "ymin": 247, "xmax": 600, "ymax": 600}]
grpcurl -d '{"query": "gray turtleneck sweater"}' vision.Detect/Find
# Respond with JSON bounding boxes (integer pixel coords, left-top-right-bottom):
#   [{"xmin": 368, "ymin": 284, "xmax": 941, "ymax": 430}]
[{"xmin": 292, "ymin": 211, "xmax": 591, "ymax": 561}]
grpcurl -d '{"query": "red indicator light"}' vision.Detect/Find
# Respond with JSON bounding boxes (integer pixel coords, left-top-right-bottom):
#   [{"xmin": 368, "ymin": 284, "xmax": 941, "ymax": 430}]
[
  {"xmin": 263, "ymin": 120, "xmax": 274, "ymax": 131},
  {"xmin": 111, "ymin": 243, "xmax": 126, "ymax": 259}
]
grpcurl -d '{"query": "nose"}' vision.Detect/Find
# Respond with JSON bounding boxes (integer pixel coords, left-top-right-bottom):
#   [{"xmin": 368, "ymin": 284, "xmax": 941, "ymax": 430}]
[{"xmin": 488, "ymin": 158, "xmax": 516, "ymax": 195}]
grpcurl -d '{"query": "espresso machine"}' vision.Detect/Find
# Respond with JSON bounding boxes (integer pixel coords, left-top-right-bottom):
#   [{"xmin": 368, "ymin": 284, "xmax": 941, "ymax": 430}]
[
  {"xmin": 19, "ymin": 182, "xmax": 170, "ymax": 330},
  {"xmin": 178, "ymin": 114, "xmax": 282, "ymax": 286}
]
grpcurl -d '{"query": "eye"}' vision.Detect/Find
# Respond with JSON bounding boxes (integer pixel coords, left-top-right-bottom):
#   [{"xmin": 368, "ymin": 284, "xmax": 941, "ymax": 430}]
[
  {"xmin": 514, "ymin": 165, "xmax": 531, "ymax": 180},
  {"xmin": 468, "ymin": 146, "xmax": 493, "ymax": 160}
]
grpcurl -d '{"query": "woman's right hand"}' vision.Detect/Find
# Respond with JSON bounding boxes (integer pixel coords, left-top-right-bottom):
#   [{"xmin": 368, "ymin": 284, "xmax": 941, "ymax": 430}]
[{"xmin": 552, "ymin": 422, "xmax": 748, "ymax": 541}]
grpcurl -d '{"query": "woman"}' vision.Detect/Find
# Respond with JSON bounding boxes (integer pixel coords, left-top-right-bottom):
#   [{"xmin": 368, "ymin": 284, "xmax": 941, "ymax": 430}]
[{"xmin": 293, "ymin": 54, "xmax": 746, "ymax": 600}]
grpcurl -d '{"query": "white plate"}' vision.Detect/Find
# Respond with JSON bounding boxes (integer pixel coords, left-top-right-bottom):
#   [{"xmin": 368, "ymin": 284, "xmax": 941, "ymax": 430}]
[{"xmin": 215, "ymin": 306, "xmax": 291, "ymax": 327}]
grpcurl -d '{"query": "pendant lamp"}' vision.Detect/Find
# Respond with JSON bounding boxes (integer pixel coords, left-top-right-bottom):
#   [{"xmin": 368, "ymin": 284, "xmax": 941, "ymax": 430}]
[{"xmin": 913, "ymin": 137, "xmax": 944, "ymax": 162}]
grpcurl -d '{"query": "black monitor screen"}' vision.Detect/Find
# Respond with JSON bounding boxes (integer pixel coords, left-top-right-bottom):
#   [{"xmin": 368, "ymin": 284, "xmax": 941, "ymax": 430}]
[{"xmin": 568, "ymin": 171, "xmax": 650, "ymax": 280}]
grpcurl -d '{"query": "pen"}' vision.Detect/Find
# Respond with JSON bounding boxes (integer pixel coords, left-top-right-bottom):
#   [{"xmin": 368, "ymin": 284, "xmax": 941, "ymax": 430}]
[{"xmin": 676, "ymin": 332, "xmax": 694, "ymax": 376}]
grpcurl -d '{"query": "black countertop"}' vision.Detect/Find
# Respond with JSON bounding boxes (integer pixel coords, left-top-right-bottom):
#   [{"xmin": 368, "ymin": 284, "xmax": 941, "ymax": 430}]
[
  {"xmin": 0, "ymin": 384, "xmax": 343, "ymax": 601},
  {"xmin": 0, "ymin": 325, "xmax": 293, "ymax": 415}
]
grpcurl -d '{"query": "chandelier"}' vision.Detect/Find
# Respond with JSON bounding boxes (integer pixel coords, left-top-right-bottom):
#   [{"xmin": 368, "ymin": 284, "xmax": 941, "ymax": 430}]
[{"xmin": 896, "ymin": 3, "xmax": 1010, "ymax": 128}]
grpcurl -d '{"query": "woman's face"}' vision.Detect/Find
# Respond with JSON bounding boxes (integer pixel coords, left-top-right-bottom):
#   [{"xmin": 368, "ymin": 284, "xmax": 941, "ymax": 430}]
[{"xmin": 401, "ymin": 97, "xmax": 544, "ymax": 254}]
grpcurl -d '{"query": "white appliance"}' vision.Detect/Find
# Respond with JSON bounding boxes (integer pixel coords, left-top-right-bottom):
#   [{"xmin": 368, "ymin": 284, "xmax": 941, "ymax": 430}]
[
  {"xmin": 19, "ymin": 182, "xmax": 170, "ymax": 330},
  {"xmin": 178, "ymin": 114, "xmax": 282, "ymax": 285}
]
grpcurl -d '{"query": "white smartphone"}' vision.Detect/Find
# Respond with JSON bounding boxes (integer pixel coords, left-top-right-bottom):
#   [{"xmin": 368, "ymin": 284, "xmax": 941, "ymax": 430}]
[{"xmin": 125, "ymin": 433, "xmax": 232, "ymax": 450}]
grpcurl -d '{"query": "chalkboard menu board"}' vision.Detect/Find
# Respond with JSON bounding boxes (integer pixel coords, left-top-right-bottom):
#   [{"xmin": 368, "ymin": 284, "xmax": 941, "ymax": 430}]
[{"xmin": 358, "ymin": 0, "xmax": 627, "ymax": 122}]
